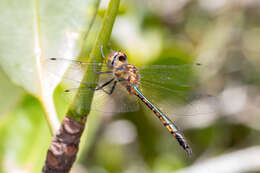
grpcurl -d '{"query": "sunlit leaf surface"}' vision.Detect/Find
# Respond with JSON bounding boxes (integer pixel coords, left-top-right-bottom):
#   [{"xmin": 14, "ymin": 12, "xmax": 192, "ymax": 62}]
[{"xmin": 0, "ymin": 0, "xmax": 96, "ymax": 132}]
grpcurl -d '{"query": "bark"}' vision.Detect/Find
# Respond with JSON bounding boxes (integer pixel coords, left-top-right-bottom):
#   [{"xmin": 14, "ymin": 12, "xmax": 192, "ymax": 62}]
[{"xmin": 42, "ymin": 116, "xmax": 86, "ymax": 173}]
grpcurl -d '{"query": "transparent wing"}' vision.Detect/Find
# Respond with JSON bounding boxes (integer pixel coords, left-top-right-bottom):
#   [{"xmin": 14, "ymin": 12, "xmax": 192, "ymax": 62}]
[
  {"xmin": 137, "ymin": 63, "xmax": 217, "ymax": 117},
  {"xmin": 45, "ymin": 58, "xmax": 199, "ymax": 88},
  {"xmin": 139, "ymin": 80, "xmax": 217, "ymax": 117},
  {"xmin": 63, "ymin": 83, "xmax": 139, "ymax": 113},
  {"xmin": 45, "ymin": 57, "xmax": 110, "ymax": 88},
  {"xmin": 138, "ymin": 63, "xmax": 201, "ymax": 87},
  {"xmin": 46, "ymin": 57, "xmax": 139, "ymax": 113},
  {"xmin": 45, "ymin": 57, "xmax": 108, "ymax": 71},
  {"xmin": 62, "ymin": 80, "xmax": 216, "ymax": 116},
  {"xmin": 92, "ymin": 83, "xmax": 139, "ymax": 113},
  {"xmin": 48, "ymin": 58, "xmax": 216, "ymax": 116}
]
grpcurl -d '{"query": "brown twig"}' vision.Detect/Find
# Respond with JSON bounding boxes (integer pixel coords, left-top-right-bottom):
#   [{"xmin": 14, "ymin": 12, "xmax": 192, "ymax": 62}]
[{"xmin": 42, "ymin": 117, "xmax": 86, "ymax": 173}]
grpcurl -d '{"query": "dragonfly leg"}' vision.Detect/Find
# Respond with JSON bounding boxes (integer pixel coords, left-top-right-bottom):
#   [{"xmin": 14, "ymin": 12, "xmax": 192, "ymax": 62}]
[
  {"xmin": 99, "ymin": 42, "xmax": 115, "ymax": 57},
  {"xmin": 99, "ymin": 42, "xmax": 106, "ymax": 60},
  {"xmin": 95, "ymin": 71, "xmax": 113, "ymax": 74},
  {"xmin": 95, "ymin": 78, "xmax": 115, "ymax": 91},
  {"xmin": 94, "ymin": 79, "xmax": 117, "ymax": 95},
  {"xmin": 102, "ymin": 81, "xmax": 117, "ymax": 95},
  {"xmin": 81, "ymin": 78, "xmax": 114, "ymax": 92},
  {"xmin": 93, "ymin": 59, "xmax": 113, "ymax": 74}
]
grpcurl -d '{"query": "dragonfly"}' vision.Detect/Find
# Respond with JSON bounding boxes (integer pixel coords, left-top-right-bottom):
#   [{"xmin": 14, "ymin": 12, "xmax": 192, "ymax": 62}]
[{"xmin": 47, "ymin": 46, "xmax": 205, "ymax": 157}]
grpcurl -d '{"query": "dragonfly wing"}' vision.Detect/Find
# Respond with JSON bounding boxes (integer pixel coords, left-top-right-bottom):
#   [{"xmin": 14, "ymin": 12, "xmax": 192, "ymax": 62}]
[
  {"xmin": 45, "ymin": 57, "xmax": 109, "ymax": 87},
  {"xmin": 138, "ymin": 63, "xmax": 200, "ymax": 87},
  {"xmin": 45, "ymin": 57, "xmax": 107, "ymax": 72},
  {"xmin": 62, "ymin": 83, "xmax": 139, "ymax": 113},
  {"xmin": 139, "ymin": 81, "xmax": 217, "ymax": 117},
  {"xmin": 92, "ymin": 83, "xmax": 140, "ymax": 113},
  {"xmin": 137, "ymin": 63, "xmax": 217, "ymax": 117}
]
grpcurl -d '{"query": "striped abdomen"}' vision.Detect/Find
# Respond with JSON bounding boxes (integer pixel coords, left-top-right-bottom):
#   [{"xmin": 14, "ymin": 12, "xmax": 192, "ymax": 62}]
[{"xmin": 132, "ymin": 85, "xmax": 192, "ymax": 156}]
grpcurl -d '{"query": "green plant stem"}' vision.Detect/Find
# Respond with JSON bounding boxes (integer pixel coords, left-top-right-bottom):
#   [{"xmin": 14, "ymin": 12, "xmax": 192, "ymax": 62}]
[
  {"xmin": 67, "ymin": 0, "xmax": 120, "ymax": 123},
  {"xmin": 83, "ymin": 0, "xmax": 102, "ymax": 41}
]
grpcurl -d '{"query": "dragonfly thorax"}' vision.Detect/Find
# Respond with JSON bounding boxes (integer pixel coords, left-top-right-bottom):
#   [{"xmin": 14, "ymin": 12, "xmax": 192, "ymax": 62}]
[{"xmin": 114, "ymin": 64, "xmax": 140, "ymax": 94}]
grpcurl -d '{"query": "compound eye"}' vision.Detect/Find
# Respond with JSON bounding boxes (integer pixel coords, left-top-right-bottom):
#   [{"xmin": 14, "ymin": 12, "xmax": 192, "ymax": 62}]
[{"xmin": 118, "ymin": 55, "xmax": 126, "ymax": 62}]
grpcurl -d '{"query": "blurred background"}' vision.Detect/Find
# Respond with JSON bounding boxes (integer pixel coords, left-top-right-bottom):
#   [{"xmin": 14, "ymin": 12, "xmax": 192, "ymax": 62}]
[{"xmin": 0, "ymin": 0, "xmax": 260, "ymax": 172}]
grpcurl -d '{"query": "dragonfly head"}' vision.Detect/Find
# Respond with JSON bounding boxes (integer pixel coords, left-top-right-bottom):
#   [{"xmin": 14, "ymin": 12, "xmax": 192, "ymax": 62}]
[{"xmin": 107, "ymin": 51, "xmax": 128, "ymax": 68}]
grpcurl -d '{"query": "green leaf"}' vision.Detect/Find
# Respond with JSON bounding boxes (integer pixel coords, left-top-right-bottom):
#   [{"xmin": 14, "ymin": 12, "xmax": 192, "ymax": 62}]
[
  {"xmin": 0, "ymin": 0, "xmax": 101, "ymax": 133},
  {"xmin": 0, "ymin": 68, "xmax": 24, "ymax": 116}
]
